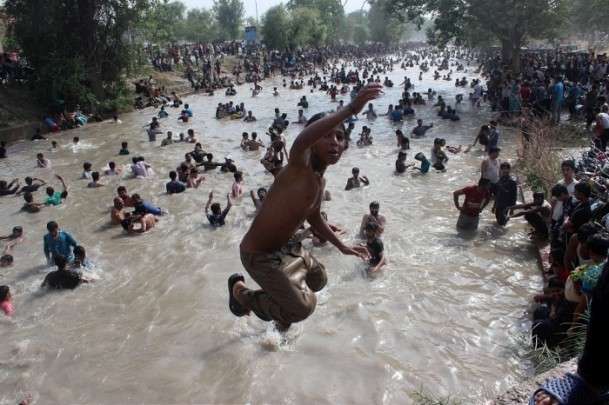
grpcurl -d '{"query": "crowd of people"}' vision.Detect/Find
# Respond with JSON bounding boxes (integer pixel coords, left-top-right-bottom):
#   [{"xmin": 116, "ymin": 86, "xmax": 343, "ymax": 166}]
[{"xmin": 2, "ymin": 43, "xmax": 609, "ymax": 404}]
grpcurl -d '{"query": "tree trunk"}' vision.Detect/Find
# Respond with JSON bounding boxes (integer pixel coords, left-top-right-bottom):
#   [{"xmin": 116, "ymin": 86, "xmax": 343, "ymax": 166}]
[
  {"xmin": 501, "ymin": 39, "xmax": 513, "ymax": 67},
  {"xmin": 511, "ymin": 36, "xmax": 522, "ymax": 73}
]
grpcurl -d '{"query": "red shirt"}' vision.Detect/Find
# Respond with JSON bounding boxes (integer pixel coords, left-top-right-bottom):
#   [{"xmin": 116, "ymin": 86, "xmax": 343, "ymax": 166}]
[
  {"xmin": 461, "ymin": 184, "xmax": 490, "ymax": 217},
  {"xmin": 520, "ymin": 86, "xmax": 531, "ymax": 102}
]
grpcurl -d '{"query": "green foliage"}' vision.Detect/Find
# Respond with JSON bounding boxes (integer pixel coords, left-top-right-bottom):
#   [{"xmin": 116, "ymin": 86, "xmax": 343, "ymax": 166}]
[
  {"xmin": 260, "ymin": 5, "xmax": 291, "ymax": 50},
  {"xmin": 4, "ymin": 0, "xmax": 153, "ymax": 108},
  {"xmin": 180, "ymin": 7, "xmax": 221, "ymax": 43},
  {"xmin": 411, "ymin": 386, "xmax": 464, "ymax": 405},
  {"xmin": 382, "ymin": 0, "xmax": 566, "ymax": 70},
  {"xmin": 34, "ymin": 57, "xmax": 97, "ymax": 108},
  {"xmin": 368, "ymin": 0, "xmax": 407, "ymax": 46},
  {"xmin": 144, "ymin": 0, "xmax": 187, "ymax": 45},
  {"xmin": 287, "ymin": 0, "xmax": 344, "ymax": 42},
  {"xmin": 290, "ymin": 7, "xmax": 327, "ymax": 48},
  {"xmin": 213, "ymin": 0, "xmax": 245, "ymax": 40}
]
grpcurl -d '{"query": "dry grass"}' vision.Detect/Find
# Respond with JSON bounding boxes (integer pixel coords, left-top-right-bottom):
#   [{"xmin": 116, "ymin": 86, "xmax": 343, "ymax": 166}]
[{"xmin": 514, "ymin": 116, "xmax": 588, "ymax": 196}]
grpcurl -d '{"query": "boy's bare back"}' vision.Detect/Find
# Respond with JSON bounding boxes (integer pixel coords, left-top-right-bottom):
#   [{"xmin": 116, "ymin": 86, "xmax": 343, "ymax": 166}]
[{"xmin": 241, "ymin": 83, "xmax": 383, "ymax": 254}]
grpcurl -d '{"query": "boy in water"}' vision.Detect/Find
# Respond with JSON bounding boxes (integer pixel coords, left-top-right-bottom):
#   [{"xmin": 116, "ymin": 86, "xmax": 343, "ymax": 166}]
[
  {"xmin": 345, "ymin": 167, "xmax": 370, "ymax": 190},
  {"xmin": 205, "ymin": 191, "xmax": 232, "ymax": 226},
  {"xmin": 228, "ymin": 83, "xmax": 381, "ymax": 331}
]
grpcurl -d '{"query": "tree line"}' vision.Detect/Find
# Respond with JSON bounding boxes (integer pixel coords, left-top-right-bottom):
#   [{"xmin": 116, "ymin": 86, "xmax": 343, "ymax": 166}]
[{"xmin": 1, "ymin": 0, "xmax": 602, "ymax": 111}]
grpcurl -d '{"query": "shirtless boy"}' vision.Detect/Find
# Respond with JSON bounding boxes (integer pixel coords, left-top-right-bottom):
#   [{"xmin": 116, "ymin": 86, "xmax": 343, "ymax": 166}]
[
  {"xmin": 345, "ymin": 167, "xmax": 370, "ymax": 190},
  {"xmin": 228, "ymin": 83, "xmax": 381, "ymax": 331},
  {"xmin": 359, "ymin": 201, "xmax": 386, "ymax": 237}
]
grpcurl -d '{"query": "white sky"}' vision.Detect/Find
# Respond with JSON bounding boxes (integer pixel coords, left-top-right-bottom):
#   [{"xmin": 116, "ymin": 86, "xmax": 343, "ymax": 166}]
[{"xmin": 180, "ymin": 0, "xmax": 368, "ymax": 20}]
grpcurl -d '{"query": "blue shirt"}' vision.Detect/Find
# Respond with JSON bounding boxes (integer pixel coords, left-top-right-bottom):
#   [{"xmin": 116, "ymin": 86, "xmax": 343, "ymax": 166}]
[
  {"xmin": 391, "ymin": 109, "xmax": 404, "ymax": 122},
  {"xmin": 134, "ymin": 200, "xmax": 162, "ymax": 216},
  {"xmin": 553, "ymin": 82, "xmax": 564, "ymax": 102},
  {"xmin": 181, "ymin": 108, "xmax": 193, "ymax": 117},
  {"xmin": 43, "ymin": 230, "xmax": 78, "ymax": 261}
]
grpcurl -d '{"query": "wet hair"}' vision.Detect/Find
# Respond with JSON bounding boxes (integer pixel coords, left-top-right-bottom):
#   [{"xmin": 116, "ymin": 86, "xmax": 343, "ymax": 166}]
[
  {"xmin": 234, "ymin": 171, "xmax": 243, "ymax": 181},
  {"xmin": 73, "ymin": 245, "xmax": 86, "ymax": 258},
  {"xmin": 1, "ymin": 254, "xmax": 13, "ymax": 265},
  {"xmin": 547, "ymin": 276, "xmax": 565, "ymax": 289},
  {"xmin": 12, "ymin": 226, "xmax": 22, "ymax": 235},
  {"xmin": 25, "ymin": 176, "xmax": 33, "ymax": 185},
  {"xmin": 352, "ymin": 167, "xmax": 360, "ymax": 173},
  {"xmin": 91, "ymin": 172, "xmax": 100, "ymax": 181},
  {"xmin": 83, "ymin": 162, "xmax": 92, "ymax": 171},
  {"xmin": 0, "ymin": 285, "xmax": 9, "ymax": 301},
  {"xmin": 211, "ymin": 202, "xmax": 221, "ymax": 214},
  {"xmin": 586, "ymin": 234, "xmax": 609, "ymax": 256},
  {"xmin": 370, "ymin": 201, "xmax": 380, "ymax": 208},
  {"xmin": 169, "ymin": 170, "xmax": 177, "ymax": 180},
  {"xmin": 365, "ymin": 222, "xmax": 378, "ymax": 232},
  {"xmin": 54, "ymin": 254, "xmax": 68, "ymax": 269},
  {"xmin": 257, "ymin": 187, "xmax": 267, "ymax": 196},
  {"xmin": 46, "ymin": 221, "xmax": 59, "ymax": 232},
  {"xmin": 117, "ymin": 186, "xmax": 127, "ymax": 193},
  {"xmin": 109, "ymin": 161, "xmax": 116, "ymax": 169}
]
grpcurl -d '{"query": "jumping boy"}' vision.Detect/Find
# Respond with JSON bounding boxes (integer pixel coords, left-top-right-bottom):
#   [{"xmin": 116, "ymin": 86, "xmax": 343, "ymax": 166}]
[{"xmin": 228, "ymin": 83, "xmax": 381, "ymax": 331}]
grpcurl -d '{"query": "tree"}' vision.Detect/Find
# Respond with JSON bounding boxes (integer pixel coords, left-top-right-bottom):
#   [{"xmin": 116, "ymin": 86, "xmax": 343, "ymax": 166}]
[
  {"xmin": 180, "ymin": 7, "xmax": 221, "ymax": 43},
  {"xmin": 3, "ymin": 0, "xmax": 154, "ymax": 108},
  {"xmin": 144, "ymin": 0, "xmax": 187, "ymax": 45},
  {"xmin": 368, "ymin": 0, "xmax": 405, "ymax": 46},
  {"xmin": 289, "ymin": 7, "xmax": 327, "ymax": 48},
  {"xmin": 287, "ymin": 0, "xmax": 345, "ymax": 42},
  {"xmin": 382, "ymin": 0, "xmax": 566, "ymax": 72},
  {"xmin": 260, "ymin": 5, "xmax": 291, "ymax": 50},
  {"xmin": 213, "ymin": 0, "xmax": 245, "ymax": 40}
]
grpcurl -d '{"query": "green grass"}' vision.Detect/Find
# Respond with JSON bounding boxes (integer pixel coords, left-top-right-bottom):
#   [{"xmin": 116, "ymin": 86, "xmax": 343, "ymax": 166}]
[{"xmin": 411, "ymin": 386, "xmax": 465, "ymax": 405}]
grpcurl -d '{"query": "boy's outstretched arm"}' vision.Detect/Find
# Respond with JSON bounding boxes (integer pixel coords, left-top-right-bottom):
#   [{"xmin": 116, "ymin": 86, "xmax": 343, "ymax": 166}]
[
  {"xmin": 308, "ymin": 209, "xmax": 369, "ymax": 260},
  {"xmin": 290, "ymin": 84, "xmax": 383, "ymax": 166}
]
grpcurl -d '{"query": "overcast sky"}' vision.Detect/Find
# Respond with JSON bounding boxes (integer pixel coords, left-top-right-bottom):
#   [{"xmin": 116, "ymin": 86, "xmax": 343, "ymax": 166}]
[{"xmin": 180, "ymin": 0, "xmax": 368, "ymax": 20}]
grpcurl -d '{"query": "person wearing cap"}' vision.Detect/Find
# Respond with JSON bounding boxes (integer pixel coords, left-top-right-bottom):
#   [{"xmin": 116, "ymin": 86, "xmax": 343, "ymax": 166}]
[
  {"xmin": 345, "ymin": 167, "xmax": 369, "ymax": 190},
  {"xmin": 453, "ymin": 177, "xmax": 492, "ymax": 230},
  {"xmin": 220, "ymin": 155, "xmax": 237, "ymax": 173},
  {"xmin": 363, "ymin": 222, "xmax": 386, "ymax": 274},
  {"xmin": 410, "ymin": 152, "xmax": 429, "ymax": 173}
]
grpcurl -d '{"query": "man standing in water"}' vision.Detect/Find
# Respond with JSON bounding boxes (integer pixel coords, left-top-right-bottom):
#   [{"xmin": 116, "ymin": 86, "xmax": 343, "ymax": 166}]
[
  {"xmin": 453, "ymin": 178, "xmax": 492, "ymax": 230},
  {"xmin": 228, "ymin": 83, "xmax": 382, "ymax": 331}
]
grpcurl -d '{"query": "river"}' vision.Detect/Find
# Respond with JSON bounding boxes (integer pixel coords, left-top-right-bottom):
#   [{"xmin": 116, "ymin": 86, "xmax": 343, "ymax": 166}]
[{"xmin": 0, "ymin": 56, "xmax": 541, "ymax": 404}]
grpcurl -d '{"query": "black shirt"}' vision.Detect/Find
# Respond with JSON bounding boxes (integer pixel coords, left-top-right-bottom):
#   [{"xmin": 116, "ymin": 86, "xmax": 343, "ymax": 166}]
[
  {"xmin": 166, "ymin": 180, "xmax": 186, "ymax": 194},
  {"xmin": 367, "ymin": 237, "xmax": 384, "ymax": 266},
  {"xmin": 19, "ymin": 184, "xmax": 41, "ymax": 194},
  {"xmin": 43, "ymin": 269, "xmax": 83, "ymax": 289}
]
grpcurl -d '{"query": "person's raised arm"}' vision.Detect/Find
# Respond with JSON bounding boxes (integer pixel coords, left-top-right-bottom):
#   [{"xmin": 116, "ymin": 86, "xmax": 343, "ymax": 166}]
[
  {"xmin": 56, "ymin": 174, "xmax": 68, "ymax": 192},
  {"xmin": 360, "ymin": 176, "xmax": 370, "ymax": 186},
  {"xmin": 289, "ymin": 83, "xmax": 382, "ymax": 167},
  {"xmin": 226, "ymin": 193, "xmax": 232, "ymax": 210},
  {"xmin": 205, "ymin": 191, "xmax": 213, "ymax": 214}
]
